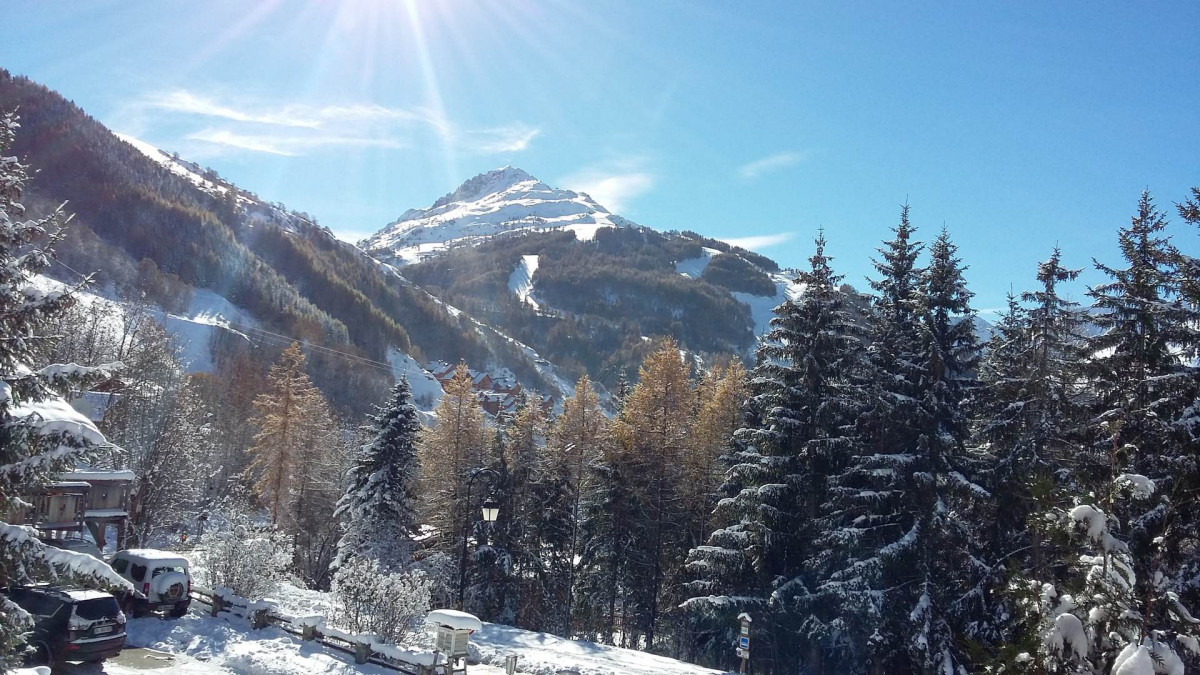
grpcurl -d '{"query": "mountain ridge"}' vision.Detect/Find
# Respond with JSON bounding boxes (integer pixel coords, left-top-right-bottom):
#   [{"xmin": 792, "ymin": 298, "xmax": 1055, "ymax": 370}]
[{"xmin": 363, "ymin": 165, "xmax": 635, "ymax": 265}]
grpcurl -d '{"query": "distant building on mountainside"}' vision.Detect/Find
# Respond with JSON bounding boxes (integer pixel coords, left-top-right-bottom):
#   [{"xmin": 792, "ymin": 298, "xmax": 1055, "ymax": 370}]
[{"xmin": 426, "ymin": 361, "xmax": 552, "ymax": 416}]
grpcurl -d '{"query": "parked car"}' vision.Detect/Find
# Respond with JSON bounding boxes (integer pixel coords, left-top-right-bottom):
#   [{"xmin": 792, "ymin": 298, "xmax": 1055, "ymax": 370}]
[
  {"xmin": 110, "ymin": 548, "xmax": 191, "ymax": 617},
  {"xmin": 3, "ymin": 585, "xmax": 126, "ymax": 666},
  {"xmin": 39, "ymin": 536, "xmax": 104, "ymax": 560}
]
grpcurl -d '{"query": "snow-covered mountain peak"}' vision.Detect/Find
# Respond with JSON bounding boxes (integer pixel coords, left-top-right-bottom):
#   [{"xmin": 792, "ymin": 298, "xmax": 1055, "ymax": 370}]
[
  {"xmin": 364, "ymin": 166, "xmax": 631, "ymax": 265},
  {"xmin": 431, "ymin": 166, "xmax": 540, "ymax": 208}
]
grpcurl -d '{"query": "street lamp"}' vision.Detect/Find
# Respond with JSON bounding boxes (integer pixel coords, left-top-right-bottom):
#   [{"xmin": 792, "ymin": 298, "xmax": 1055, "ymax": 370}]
[
  {"xmin": 480, "ymin": 498, "xmax": 500, "ymax": 523},
  {"xmin": 459, "ymin": 468, "xmax": 500, "ymax": 611}
]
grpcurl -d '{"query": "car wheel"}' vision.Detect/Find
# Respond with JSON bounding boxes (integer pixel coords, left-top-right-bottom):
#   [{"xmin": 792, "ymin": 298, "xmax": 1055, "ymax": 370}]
[
  {"xmin": 27, "ymin": 641, "xmax": 52, "ymax": 667},
  {"xmin": 169, "ymin": 600, "xmax": 190, "ymax": 618},
  {"xmin": 124, "ymin": 595, "xmax": 149, "ymax": 618},
  {"xmin": 86, "ymin": 657, "xmax": 107, "ymax": 664}
]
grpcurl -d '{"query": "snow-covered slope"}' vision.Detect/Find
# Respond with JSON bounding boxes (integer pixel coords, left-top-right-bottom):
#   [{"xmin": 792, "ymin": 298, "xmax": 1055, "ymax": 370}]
[
  {"xmin": 674, "ymin": 247, "xmax": 722, "ymax": 279},
  {"xmin": 364, "ymin": 167, "xmax": 634, "ymax": 265},
  {"xmin": 734, "ymin": 271, "xmax": 806, "ymax": 337},
  {"xmin": 31, "ymin": 275, "xmax": 256, "ymax": 373},
  {"xmin": 508, "ymin": 254, "xmax": 541, "ymax": 309}
]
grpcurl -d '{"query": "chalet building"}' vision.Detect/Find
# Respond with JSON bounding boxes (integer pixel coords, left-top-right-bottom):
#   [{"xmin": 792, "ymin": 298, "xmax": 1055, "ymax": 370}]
[
  {"xmin": 426, "ymin": 361, "xmax": 552, "ymax": 417},
  {"xmin": 9, "ymin": 389, "xmax": 134, "ymax": 551},
  {"xmin": 10, "ymin": 468, "xmax": 134, "ymax": 551}
]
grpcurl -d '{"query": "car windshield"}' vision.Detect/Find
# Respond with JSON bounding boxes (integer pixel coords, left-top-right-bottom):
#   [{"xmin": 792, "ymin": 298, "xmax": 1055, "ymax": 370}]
[
  {"xmin": 151, "ymin": 565, "xmax": 186, "ymax": 577},
  {"xmin": 74, "ymin": 596, "xmax": 120, "ymax": 621}
]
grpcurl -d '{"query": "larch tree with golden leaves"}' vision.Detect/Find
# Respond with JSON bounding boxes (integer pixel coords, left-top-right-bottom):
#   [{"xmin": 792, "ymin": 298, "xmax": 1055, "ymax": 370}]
[
  {"xmin": 548, "ymin": 374, "xmax": 611, "ymax": 635},
  {"xmin": 249, "ymin": 342, "xmax": 329, "ymax": 527},
  {"xmin": 616, "ymin": 337, "xmax": 696, "ymax": 648},
  {"xmin": 683, "ymin": 360, "xmax": 747, "ymax": 550},
  {"xmin": 418, "ymin": 363, "xmax": 489, "ymax": 562}
]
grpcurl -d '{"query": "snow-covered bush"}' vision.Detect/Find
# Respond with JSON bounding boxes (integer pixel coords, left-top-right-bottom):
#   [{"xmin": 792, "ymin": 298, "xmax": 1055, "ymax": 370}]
[
  {"xmin": 411, "ymin": 550, "xmax": 456, "ymax": 610},
  {"xmin": 328, "ymin": 557, "xmax": 432, "ymax": 644},
  {"xmin": 198, "ymin": 518, "xmax": 294, "ymax": 599}
]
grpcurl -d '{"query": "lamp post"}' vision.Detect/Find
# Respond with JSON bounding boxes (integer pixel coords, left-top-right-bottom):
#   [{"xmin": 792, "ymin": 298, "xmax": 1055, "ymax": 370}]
[{"xmin": 458, "ymin": 468, "xmax": 500, "ymax": 611}]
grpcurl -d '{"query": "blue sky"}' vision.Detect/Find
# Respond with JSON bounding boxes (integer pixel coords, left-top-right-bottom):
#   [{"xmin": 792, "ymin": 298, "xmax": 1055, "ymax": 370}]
[{"xmin": 4, "ymin": 1, "xmax": 1198, "ymax": 315}]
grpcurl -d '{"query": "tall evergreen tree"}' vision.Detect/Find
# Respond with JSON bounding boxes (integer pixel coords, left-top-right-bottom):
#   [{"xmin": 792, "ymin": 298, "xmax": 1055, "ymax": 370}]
[
  {"xmin": 0, "ymin": 112, "xmax": 131, "ymax": 669},
  {"xmin": 573, "ymin": 436, "xmax": 642, "ymax": 646},
  {"xmin": 810, "ymin": 208, "xmax": 929, "ymax": 673},
  {"xmin": 1085, "ymin": 191, "xmax": 1200, "ymax": 663},
  {"xmin": 972, "ymin": 250, "xmax": 1089, "ymax": 657},
  {"xmin": 335, "ymin": 377, "xmax": 423, "ymax": 571},
  {"xmin": 685, "ymin": 233, "xmax": 869, "ymax": 673}
]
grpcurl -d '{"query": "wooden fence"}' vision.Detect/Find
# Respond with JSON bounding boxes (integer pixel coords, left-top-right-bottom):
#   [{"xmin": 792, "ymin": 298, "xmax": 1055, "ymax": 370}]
[{"xmin": 188, "ymin": 585, "xmax": 468, "ymax": 675}]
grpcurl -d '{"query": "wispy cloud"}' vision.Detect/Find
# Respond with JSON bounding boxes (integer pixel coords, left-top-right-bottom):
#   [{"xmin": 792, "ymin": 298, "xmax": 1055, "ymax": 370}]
[
  {"xmin": 188, "ymin": 128, "xmax": 408, "ymax": 156},
  {"xmin": 130, "ymin": 89, "xmax": 537, "ymax": 157},
  {"xmin": 467, "ymin": 124, "xmax": 541, "ymax": 153},
  {"xmin": 560, "ymin": 162, "xmax": 655, "ymax": 213},
  {"xmin": 738, "ymin": 151, "xmax": 804, "ymax": 180},
  {"xmin": 720, "ymin": 232, "xmax": 794, "ymax": 250}
]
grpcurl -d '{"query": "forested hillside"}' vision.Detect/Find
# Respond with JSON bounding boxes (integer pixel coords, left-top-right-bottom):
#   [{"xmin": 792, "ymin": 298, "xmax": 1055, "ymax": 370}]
[
  {"xmin": 402, "ymin": 225, "xmax": 786, "ymax": 386},
  {"xmin": 0, "ymin": 71, "xmax": 570, "ymax": 412}
]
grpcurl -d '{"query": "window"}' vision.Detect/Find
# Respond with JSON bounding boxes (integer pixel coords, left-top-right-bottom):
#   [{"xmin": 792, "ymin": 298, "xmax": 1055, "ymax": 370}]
[
  {"xmin": 151, "ymin": 565, "xmax": 185, "ymax": 577},
  {"xmin": 74, "ymin": 596, "xmax": 120, "ymax": 621},
  {"xmin": 130, "ymin": 563, "xmax": 147, "ymax": 582},
  {"xmin": 111, "ymin": 558, "xmax": 128, "ymax": 574}
]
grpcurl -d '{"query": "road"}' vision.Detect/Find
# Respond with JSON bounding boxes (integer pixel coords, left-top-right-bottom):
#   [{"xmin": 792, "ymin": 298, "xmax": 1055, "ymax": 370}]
[{"xmin": 58, "ymin": 648, "xmax": 223, "ymax": 674}]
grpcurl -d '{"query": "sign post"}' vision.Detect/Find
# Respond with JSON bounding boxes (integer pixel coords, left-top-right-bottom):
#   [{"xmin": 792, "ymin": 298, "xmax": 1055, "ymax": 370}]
[{"xmin": 736, "ymin": 613, "xmax": 752, "ymax": 674}]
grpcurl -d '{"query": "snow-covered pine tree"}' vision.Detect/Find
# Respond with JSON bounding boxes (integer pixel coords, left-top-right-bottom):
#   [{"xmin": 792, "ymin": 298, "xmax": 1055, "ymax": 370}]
[
  {"xmin": 500, "ymin": 393, "xmax": 572, "ymax": 633},
  {"xmin": 0, "ymin": 112, "xmax": 131, "ymax": 669},
  {"xmin": 684, "ymin": 232, "xmax": 869, "ymax": 673},
  {"xmin": 807, "ymin": 207, "xmax": 930, "ymax": 673},
  {"xmin": 573, "ymin": 438, "xmax": 643, "ymax": 646},
  {"xmin": 900, "ymin": 228, "xmax": 986, "ymax": 673},
  {"xmin": 1007, "ymin": 443, "xmax": 1200, "ymax": 674},
  {"xmin": 335, "ymin": 377, "xmax": 423, "ymax": 572},
  {"xmin": 469, "ymin": 427, "xmax": 518, "ymax": 623},
  {"xmin": 1085, "ymin": 192, "xmax": 1200, "ymax": 667},
  {"xmin": 973, "ymin": 250, "xmax": 1089, "ymax": 656}
]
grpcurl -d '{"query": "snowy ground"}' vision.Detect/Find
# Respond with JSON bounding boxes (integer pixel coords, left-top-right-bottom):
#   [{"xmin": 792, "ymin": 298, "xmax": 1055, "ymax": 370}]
[
  {"xmin": 151, "ymin": 552, "xmax": 724, "ymax": 675},
  {"xmin": 118, "ymin": 609, "xmax": 506, "ymax": 675},
  {"xmin": 100, "ymin": 605, "xmax": 726, "ymax": 675},
  {"xmin": 30, "ymin": 275, "xmax": 256, "ymax": 374},
  {"xmin": 471, "ymin": 623, "xmax": 726, "ymax": 675}
]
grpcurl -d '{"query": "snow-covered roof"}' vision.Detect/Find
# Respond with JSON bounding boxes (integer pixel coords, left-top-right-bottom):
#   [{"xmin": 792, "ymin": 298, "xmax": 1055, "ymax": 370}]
[
  {"xmin": 117, "ymin": 549, "xmax": 189, "ymax": 564},
  {"xmin": 9, "ymin": 397, "xmax": 107, "ymax": 446},
  {"xmin": 62, "ymin": 469, "xmax": 135, "ymax": 482},
  {"xmin": 83, "ymin": 509, "xmax": 128, "ymax": 519},
  {"xmin": 63, "ymin": 589, "xmax": 116, "ymax": 602},
  {"xmin": 426, "ymin": 609, "xmax": 482, "ymax": 632}
]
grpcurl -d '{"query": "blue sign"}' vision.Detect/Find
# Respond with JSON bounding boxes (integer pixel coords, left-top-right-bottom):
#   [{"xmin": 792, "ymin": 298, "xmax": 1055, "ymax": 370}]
[{"xmin": 739, "ymin": 636, "xmax": 750, "ymax": 649}]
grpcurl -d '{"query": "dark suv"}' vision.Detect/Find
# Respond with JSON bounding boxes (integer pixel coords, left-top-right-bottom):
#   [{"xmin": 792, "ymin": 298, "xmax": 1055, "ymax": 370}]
[{"xmin": 4, "ymin": 586, "xmax": 127, "ymax": 665}]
